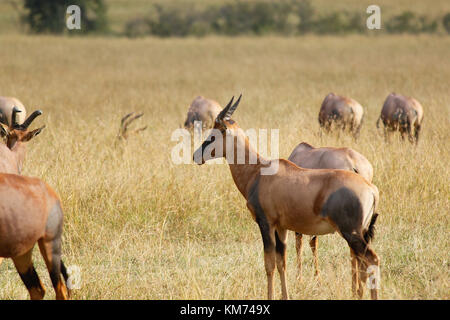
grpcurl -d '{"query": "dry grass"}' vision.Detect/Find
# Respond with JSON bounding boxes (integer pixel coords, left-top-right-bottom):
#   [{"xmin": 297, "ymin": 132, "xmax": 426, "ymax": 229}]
[{"xmin": 0, "ymin": 34, "xmax": 448, "ymax": 299}]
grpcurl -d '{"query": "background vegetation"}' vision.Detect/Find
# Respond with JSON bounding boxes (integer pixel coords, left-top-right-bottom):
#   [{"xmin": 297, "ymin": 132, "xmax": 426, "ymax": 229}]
[
  {"xmin": 22, "ymin": 0, "xmax": 108, "ymax": 34},
  {"xmin": 1, "ymin": 0, "xmax": 450, "ymax": 36}
]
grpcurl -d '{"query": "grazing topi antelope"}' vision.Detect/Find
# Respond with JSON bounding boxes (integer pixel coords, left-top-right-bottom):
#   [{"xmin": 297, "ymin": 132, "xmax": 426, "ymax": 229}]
[
  {"xmin": 184, "ymin": 96, "xmax": 222, "ymax": 130},
  {"xmin": 318, "ymin": 93, "xmax": 364, "ymax": 138},
  {"xmin": 0, "ymin": 173, "xmax": 70, "ymax": 300},
  {"xmin": 377, "ymin": 93, "xmax": 424, "ymax": 144},
  {"xmin": 288, "ymin": 142, "xmax": 374, "ymax": 281},
  {"xmin": 194, "ymin": 95, "xmax": 380, "ymax": 300},
  {"xmin": 0, "ymin": 107, "xmax": 45, "ymax": 174}
]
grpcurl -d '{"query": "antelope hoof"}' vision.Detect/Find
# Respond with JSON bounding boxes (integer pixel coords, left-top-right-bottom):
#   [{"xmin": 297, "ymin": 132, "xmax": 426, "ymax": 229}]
[
  {"xmin": 29, "ymin": 287, "xmax": 45, "ymax": 300},
  {"xmin": 370, "ymin": 289, "xmax": 378, "ymax": 300}
]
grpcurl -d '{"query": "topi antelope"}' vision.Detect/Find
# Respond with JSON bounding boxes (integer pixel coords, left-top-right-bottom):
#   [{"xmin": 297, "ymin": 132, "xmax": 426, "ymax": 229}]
[
  {"xmin": 0, "ymin": 173, "xmax": 70, "ymax": 300},
  {"xmin": 184, "ymin": 96, "xmax": 222, "ymax": 130},
  {"xmin": 377, "ymin": 93, "xmax": 424, "ymax": 144},
  {"xmin": 117, "ymin": 112, "xmax": 147, "ymax": 140},
  {"xmin": 288, "ymin": 142, "xmax": 374, "ymax": 281},
  {"xmin": 194, "ymin": 95, "xmax": 381, "ymax": 300},
  {"xmin": 0, "ymin": 96, "xmax": 27, "ymax": 128},
  {"xmin": 318, "ymin": 93, "xmax": 364, "ymax": 138},
  {"xmin": 0, "ymin": 107, "xmax": 45, "ymax": 174}
]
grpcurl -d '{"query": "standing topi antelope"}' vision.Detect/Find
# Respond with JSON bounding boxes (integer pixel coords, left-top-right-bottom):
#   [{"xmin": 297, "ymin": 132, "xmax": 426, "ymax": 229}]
[
  {"xmin": 194, "ymin": 95, "xmax": 381, "ymax": 300},
  {"xmin": 0, "ymin": 107, "xmax": 45, "ymax": 174},
  {"xmin": 0, "ymin": 173, "xmax": 70, "ymax": 300},
  {"xmin": 318, "ymin": 93, "xmax": 364, "ymax": 138},
  {"xmin": 0, "ymin": 108, "xmax": 69, "ymax": 299},
  {"xmin": 184, "ymin": 96, "xmax": 222, "ymax": 130},
  {"xmin": 377, "ymin": 93, "xmax": 424, "ymax": 144},
  {"xmin": 288, "ymin": 142, "xmax": 374, "ymax": 281},
  {"xmin": 0, "ymin": 96, "xmax": 27, "ymax": 129}
]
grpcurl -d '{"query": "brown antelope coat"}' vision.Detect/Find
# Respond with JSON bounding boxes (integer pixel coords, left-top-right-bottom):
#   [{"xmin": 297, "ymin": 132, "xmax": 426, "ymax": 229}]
[
  {"xmin": 0, "ymin": 173, "xmax": 69, "ymax": 300},
  {"xmin": 288, "ymin": 142, "xmax": 373, "ymax": 182},
  {"xmin": 377, "ymin": 93, "xmax": 424, "ymax": 144},
  {"xmin": 288, "ymin": 142, "xmax": 374, "ymax": 280},
  {"xmin": 184, "ymin": 96, "xmax": 222, "ymax": 129}
]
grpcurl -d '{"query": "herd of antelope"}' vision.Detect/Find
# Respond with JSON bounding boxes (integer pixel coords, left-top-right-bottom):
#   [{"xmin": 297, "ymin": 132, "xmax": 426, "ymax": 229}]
[
  {"xmin": 188, "ymin": 92, "xmax": 423, "ymax": 300},
  {"xmin": 0, "ymin": 91, "xmax": 424, "ymax": 300}
]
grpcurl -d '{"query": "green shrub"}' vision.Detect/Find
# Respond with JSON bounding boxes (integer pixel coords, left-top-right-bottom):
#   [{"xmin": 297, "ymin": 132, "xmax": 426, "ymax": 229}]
[
  {"xmin": 122, "ymin": 1, "xmax": 445, "ymax": 37},
  {"xmin": 313, "ymin": 11, "xmax": 365, "ymax": 34},
  {"xmin": 386, "ymin": 11, "xmax": 437, "ymax": 34},
  {"xmin": 23, "ymin": 0, "xmax": 108, "ymax": 34},
  {"xmin": 442, "ymin": 13, "xmax": 450, "ymax": 34},
  {"xmin": 125, "ymin": 18, "xmax": 151, "ymax": 38},
  {"xmin": 293, "ymin": 0, "xmax": 315, "ymax": 33}
]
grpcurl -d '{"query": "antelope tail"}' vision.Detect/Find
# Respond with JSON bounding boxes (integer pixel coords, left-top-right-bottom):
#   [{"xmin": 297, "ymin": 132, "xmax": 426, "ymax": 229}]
[{"xmin": 364, "ymin": 213, "xmax": 378, "ymax": 244}]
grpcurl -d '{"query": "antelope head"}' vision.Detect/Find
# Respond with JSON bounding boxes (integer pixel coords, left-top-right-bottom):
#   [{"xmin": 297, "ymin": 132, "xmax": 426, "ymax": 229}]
[
  {"xmin": 193, "ymin": 94, "xmax": 242, "ymax": 165},
  {"xmin": 118, "ymin": 112, "xmax": 147, "ymax": 140},
  {"xmin": 1, "ymin": 107, "xmax": 45, "ymax": 150}
]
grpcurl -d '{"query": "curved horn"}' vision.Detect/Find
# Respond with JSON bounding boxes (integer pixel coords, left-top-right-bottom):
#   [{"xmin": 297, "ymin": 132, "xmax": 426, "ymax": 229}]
[
  {"xmin": 217, "ymin": 96, "xmax": 234, "ymax": 122},
  {"xmin": 11, "ymin": 106, "xmax": 22, "ymax": 128},
  {"xmin": 224, "ymin": 94, "xmax": 242, "ymax": 120},
  {"xmin": 121, "ymin": 112, "xmax": 135, "ymax": 127},
  {"xmin": 20, "ymin": 110, "xmax": 42, "ymax": 129}
]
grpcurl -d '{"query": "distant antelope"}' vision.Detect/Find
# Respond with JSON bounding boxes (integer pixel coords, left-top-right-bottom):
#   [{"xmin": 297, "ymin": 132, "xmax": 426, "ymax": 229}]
[
  {"xmin": 0, "ymin": 96, "xmax": 27, "ymax": 128},
  {"xmin": 117, "ymin": 112, "xmax": 147, "ymax": 140},
  {"xmin": 0, "ymin": 107, "xmax": 45, "ymax": 174},
  {"xmin": 318, "ymin": 93, "xmax": 364, "ymax": 138},
  {"xmin": 184, "ymin": 96, "xmax": 222, "ymax": 130},
  {"xmin": 194, "ymin": 95, "xmax": 380, "ymax": 300},
  {"xmin": 288, "ymin": 142, "xmax": 374, "ymax": 281},
  {"xmin": 377, "ymin": 93, "xmax": 424, "ymax": 144},
  {"xmin": 0, "ymin": 173, "xmax": 70, "ymax": 300}
]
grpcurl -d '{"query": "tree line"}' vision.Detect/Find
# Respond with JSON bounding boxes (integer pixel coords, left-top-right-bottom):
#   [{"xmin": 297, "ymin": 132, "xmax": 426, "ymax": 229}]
[{"xmin": 19, "ymin": 0, "xmax": 450, "ymax": 36}]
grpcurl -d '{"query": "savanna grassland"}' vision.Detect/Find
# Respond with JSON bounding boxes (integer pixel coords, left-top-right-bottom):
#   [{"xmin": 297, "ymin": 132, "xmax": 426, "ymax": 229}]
[{"xmin": 0, "ymin": 33, "xmax": 448, "ymax": 299}]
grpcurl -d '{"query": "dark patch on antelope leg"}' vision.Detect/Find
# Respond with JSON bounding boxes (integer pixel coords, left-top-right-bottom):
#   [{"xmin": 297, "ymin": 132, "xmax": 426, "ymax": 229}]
[
  {"xmin": 19, "ymin": 266, "xmax": 44, "ymax": 295},
  {"xmin": 13, "ymin": 250, "xmax": 45, "ymax": 300},
  {"xmin": 61, "ymin": 260, "xmax": 68, "ymax": 282},
  {"xmin": 248, "ymin": 176, "xmax": 273, "ymax": 252},
  {"xmin": 49, "ymin": 258, "xmax": 62, "ymax": 289},
  {"xmin": 275, "ymin": 231, "xmax": 285, "ymax": 255}
]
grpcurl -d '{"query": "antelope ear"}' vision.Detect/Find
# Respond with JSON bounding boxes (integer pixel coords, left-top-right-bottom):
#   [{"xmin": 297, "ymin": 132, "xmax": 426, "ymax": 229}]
[{"xmin": 23, "ymin": 125, "xmax": 46, "ymax": 141}]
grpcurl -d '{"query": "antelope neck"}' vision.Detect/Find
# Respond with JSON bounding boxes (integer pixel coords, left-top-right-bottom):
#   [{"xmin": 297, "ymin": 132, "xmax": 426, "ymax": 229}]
[
  {"xmin": 226, "ymin": 129, "xmax": 267, "ymax": 199},
  {"xmin": 11, "ymin": 142, "xmax": 26, "ymax": 173}
]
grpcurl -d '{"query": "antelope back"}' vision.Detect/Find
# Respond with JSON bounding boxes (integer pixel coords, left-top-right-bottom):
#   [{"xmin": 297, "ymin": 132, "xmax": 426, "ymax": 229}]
[{"xmin": 0, "ymin": 97, "xmax": 27, "ymax": 127}]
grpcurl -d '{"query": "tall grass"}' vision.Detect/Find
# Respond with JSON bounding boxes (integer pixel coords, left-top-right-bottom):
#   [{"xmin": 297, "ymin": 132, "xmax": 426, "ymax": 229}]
[{"xmin": 0, "ymin": 34, "xmax": 448, "ymax": 299}]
